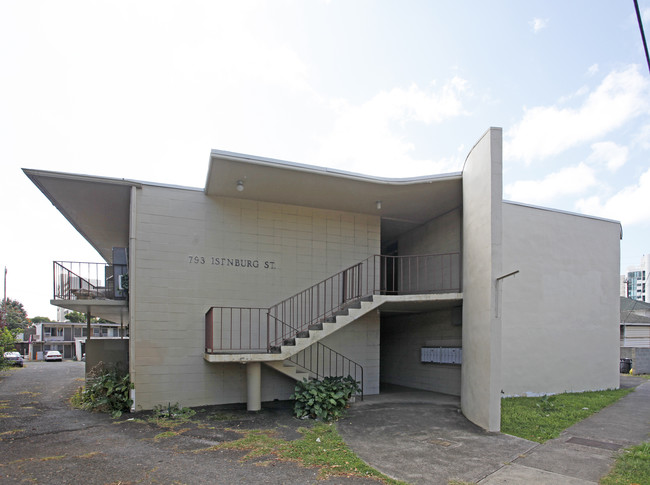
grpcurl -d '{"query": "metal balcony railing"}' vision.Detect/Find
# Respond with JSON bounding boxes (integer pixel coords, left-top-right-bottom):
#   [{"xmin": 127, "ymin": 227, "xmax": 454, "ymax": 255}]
[
  {"xmin": 205, "ymin": 252, "xmax": 460, "ymax": 353},
  {"xmin": 53, "ymin": 261, "xmax": 127, "ymax": 301}
]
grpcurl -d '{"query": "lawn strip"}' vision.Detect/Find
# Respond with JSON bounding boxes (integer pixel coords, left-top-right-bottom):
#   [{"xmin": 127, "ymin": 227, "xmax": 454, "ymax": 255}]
[
  {"xmin": 501, "ymin": 388, "xmax": 633, "ymax": 443},
  {"xmin": 600, "ymin": 441, "xmax": 650, "ymax": 485}
]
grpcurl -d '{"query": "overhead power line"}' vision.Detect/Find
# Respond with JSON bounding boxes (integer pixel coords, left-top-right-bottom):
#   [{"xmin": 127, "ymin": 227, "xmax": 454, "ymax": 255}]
[{"xmin": 634, "ymin": 0, "xmax": 650, "ymax": 74}]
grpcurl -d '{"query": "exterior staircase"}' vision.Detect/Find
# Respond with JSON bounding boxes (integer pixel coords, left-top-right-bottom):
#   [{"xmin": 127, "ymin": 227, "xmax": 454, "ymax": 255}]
[{"xmin": 204, "ymin": 253, "xmax": 461, "ymax": 395}]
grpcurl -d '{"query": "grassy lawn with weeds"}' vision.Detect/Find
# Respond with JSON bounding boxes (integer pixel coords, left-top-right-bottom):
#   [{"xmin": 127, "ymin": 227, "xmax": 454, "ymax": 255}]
[
  {"xmin": 501, "ymin": 388, "xmax": 634, "ymax": 443},
  {"xmin": 601, "ymin": 441, "xmax": 650, "ymax": 485},
  {"xmin": 214, "ymin": 421, "xmax": 407, "ymax": 484}
]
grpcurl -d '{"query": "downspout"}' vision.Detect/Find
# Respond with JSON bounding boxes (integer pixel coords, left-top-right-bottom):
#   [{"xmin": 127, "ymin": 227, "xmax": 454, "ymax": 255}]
[{"xmin": 129, "ymin": 185, "xmax": 138, "ymax": 411}]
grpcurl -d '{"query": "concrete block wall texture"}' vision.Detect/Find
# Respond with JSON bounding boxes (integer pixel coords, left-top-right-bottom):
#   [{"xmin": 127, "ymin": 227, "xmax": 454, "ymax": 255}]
[
  {"xmin": 381, "ymin": 310, "xmax": 462, "ymax": 396},
  {"xmin": 501, "ymin": 202, "xmax": 621, "ymax": 396},
  {"xmin": 320, "ymin": 313, "xmax": 380, "ymax": 394},
  {"xmin": 461, "ymin": 127, "xmax": 503, "ymax": 432},
  {"xmin": 398, "ymin": 207, "xmax": 461, "ymax": 256},
  {"xmin": 130, "ymin": 184, "xmax": 381, "ymax": 410},
  {"xmin": 85, "ymin": 339, "xmax": 129, "ymax": 375},
  {"xmin": 621, "ymin": 348, "xmax": 650, "ymax": 374}
]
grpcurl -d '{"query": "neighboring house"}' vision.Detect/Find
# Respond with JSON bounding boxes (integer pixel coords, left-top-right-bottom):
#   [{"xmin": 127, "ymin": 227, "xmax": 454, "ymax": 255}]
[
  {"xmin": 621, "ymin": 255, "xmax": 649, "ymax": 302},
  {"xmin": 620, "ymin": 297, "xmax": 650, "ymax": 374},
  {"xmin": 24, "ymin": 128, "xmax": 621, "ymax": 432},
  {"xmin": 22, "ymin": 321, "xmax": 127, "ymax": 361}
]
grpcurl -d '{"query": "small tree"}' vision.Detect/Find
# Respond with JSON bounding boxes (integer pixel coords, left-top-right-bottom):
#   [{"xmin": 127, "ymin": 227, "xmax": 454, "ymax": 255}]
[
  {"xmin": 2, "ymin": 298, "xmax": 29, "ymax": 331},
  {"xmin": 31, "ymin": 316, "xmax": 52, "ymax": 323},
  {"xmin": 0, "ymin": 327, "xmax": 17, "ymax": 366},
  {"xmin": 64, "ymin": 311, "xmax": 113, "ymax": 324},
  {"xmin": 64, "ymin": 311, "xmax": 87, "ymax": 323}
]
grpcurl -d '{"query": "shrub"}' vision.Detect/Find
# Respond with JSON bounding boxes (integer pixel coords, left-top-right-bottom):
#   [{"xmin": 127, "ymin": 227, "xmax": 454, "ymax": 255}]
[
  {"xmin": 291, "ymin": 375, "xmax": 361, "ymax": 421},
  {"xmin": 151, "ymin": 402, "xmax": 196, "ymax": 422},
  {"xmin": 80, "ymin": 362, "xmax": 132, "ymax": 418}
]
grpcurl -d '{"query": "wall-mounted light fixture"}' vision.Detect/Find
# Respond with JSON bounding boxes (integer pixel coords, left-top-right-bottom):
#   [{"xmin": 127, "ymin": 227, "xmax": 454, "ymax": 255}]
[
  {"xmin": 236, "ymin": 180, "xmax": 245, "ymax": 192},
  {"xmin": 376, "ymin": 200, "xmax": 382, "ymax": 210}
]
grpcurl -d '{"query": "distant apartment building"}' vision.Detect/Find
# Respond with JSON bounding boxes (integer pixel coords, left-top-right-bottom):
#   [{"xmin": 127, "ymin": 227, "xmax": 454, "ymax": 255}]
[
  {"xmin": 622, "ymin": 255, "xmax": 649, "ymax": 302},
  {"xmin": 22, "ymin": 321, "xmax": 127, "ymax": 361}
]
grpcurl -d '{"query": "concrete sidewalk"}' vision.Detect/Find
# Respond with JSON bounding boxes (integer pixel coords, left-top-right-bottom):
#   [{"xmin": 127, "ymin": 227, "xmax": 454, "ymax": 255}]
[
  {"xmin": 337, "ymin": 378, "xmax": 650, "ymax": 484},
  {"xmin": 480, "ymin": 377, "xmax": 650, "ymax": 484}
]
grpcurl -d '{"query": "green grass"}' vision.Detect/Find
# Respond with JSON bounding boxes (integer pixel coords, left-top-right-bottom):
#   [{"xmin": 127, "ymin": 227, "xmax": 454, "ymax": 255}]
[
  {"xmin": 214, "ymin": 422, "xmax": 407, "ymax": 483},
  {"xmin": 601, "ymin": 441, "xmax": 650, "ymax": 485},
  {"xmin": 501, "ymin": 388, "xmax": 633, "ymax": 443}
]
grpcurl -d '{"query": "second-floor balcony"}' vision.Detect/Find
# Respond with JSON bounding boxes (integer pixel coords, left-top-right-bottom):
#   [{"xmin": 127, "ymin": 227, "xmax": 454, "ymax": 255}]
[{"xmin": 52, "ymin": 261, "xmax": 129, "ymax": 324}]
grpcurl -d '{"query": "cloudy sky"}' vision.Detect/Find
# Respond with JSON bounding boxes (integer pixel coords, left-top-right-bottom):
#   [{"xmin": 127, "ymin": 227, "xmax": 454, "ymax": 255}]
[{"xmin": 1, "ymin": 1, "xmax": 649, "ymax": 319}]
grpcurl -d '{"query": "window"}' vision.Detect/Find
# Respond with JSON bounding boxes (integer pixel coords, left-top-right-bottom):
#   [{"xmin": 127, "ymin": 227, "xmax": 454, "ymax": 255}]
[{"xmin": 44, "ymin": 327, "xmax": 63, "ymax": 337}]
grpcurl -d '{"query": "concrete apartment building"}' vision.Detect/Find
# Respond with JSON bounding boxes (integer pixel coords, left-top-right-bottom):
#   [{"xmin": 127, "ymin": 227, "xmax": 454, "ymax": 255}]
[
  {"xmin": 622, "ymin": 254, "xmax": 649, "ymax": 302},
  {"xmin": 24, "ymin": 128, "xmax": 621, "ymax": 432}
]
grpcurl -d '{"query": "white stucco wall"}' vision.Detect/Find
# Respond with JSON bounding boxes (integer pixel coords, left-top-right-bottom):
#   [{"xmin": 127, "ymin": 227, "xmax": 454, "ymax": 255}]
[
  {"xmin": 501, "ymin": 202, "xmax": 621, "ymax": 396},
  {"xmin": 130, "ymin": 184, "xmax": 380, "ymax": 410},
  {"xmin": 461, "ymin": 127, "xmax": 503, "ymax": 432}
]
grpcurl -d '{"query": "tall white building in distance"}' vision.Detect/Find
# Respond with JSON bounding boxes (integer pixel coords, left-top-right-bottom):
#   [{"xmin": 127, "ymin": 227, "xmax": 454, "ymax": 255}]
[{"xmin": 623, "ymin": 255, "xmax": 650, "ymax": 302}]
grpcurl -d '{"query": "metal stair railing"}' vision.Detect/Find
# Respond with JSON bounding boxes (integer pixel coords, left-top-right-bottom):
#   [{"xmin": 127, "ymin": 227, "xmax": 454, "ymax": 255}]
[
  {"xmin": 205, "ymin": 252, "xmax": 460, "ymax": 353},
  {"xmin": 288, "ymin": 341, "xmax": 364, "ymax": 399}
]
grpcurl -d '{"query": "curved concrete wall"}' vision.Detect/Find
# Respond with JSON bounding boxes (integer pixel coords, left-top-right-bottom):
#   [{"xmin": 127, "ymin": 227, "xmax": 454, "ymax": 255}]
[{"xmin": 461, "ymin": 127, "xmax": 503, "ymax": 432}]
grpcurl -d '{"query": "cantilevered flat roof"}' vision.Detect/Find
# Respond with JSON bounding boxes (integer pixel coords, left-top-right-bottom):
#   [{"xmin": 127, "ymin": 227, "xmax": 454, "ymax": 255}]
[
  {"xmin": 23, "ymin": 169, "xmax": 139, "ymax": 262},
  {"xmin": 205, "ymin": 150, "xmax": 463, "ymax": 241},
  {"xmin": 25, "ymin": 151, "xmax": 464, "ymax": 259}
]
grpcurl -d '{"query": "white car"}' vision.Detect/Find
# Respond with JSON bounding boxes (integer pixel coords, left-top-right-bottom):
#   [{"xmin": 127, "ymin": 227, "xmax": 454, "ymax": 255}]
[
  {"xmin": 44, "ymin": 351, "xmax": 63, "ymax": 362},
  {"xmin": 3, "ymin": 351, "xmax": 24, "ymax": 367}
]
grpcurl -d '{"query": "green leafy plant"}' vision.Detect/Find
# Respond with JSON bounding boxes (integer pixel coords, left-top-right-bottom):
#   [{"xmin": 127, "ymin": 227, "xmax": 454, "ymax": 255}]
[
  {"xmin": 152, "ymin": 402, "xmax": 196, "ymax": 422},
  {"xmin": 79, "ymin": 362, "xmax": 132, "ymax": 418},
  {"xmin": 0, "ymin": 327, "xmax": 18, "ymax": 370},
  {"xmin": 291, "ymin": 375, "xmax": 361, "ymax": 421}
]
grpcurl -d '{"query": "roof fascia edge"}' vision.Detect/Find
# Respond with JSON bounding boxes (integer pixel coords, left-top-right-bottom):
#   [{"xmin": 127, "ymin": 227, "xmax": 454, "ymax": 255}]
[
  {"xmin": 503, "ymin": 199, "xmax": 622, "ymax": 233},
  {"xmin": 23, "ymin": 168, "xmax": 143, "ymax": 188},
  {"xmin": 208, "ymin": 149, "xmax": 462, "ymax": 187}
]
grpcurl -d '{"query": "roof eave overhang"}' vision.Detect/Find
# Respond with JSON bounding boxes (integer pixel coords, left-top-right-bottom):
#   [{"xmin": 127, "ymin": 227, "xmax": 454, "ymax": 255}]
[
  {"xmin": 205, "ymin": 150, "xmax": 463, "ymax": 224},
  {"xmin": 23, "ymin": 169, "xmax": 140, "ymax": 262}
]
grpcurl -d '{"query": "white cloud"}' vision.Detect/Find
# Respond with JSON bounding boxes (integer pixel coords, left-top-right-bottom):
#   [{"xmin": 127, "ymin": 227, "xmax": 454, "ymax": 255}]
[
  {"xmin": 504, "ymin": 163, "xmax": 596, "ymax": 205},
  {"xmin": 506, "ymin": 65, "xmax": 649, "ymax": 164},
  {"xmin": 587, "ymin": 63, "xmax": 599, "ymax": 76},
  {"xmin": 530, "ymin": 17, "xmax": 548, "ymax": 33},
  {"xmin": 313, "ymin": 78, "xmax": 469, "ymax": 176},
  {"xmin": 586, "ymin": 141, "xmax": 628, "ymax": 171},
  {"xmin": 576, "ymin": 168, "xmax": 650, "ymax": 225},
  {"xmin": 633, "ymin": 123, "xmax": 650, "ymax": 149}
]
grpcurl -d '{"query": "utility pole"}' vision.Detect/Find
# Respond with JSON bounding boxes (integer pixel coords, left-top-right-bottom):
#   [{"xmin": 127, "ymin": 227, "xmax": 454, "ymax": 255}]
[{"xmin": 1, "ymin": 266, "xmax": 6, "ymax": 329}]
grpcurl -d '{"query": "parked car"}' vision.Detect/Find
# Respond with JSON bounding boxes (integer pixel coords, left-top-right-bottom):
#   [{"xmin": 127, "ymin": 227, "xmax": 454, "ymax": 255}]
[
  {"xmin": 3, "ymin": 351, "xmax": 24, "ymax": 367},
  {"xmin": 44, "ymin": 351, "xmax": 63, "ymax": 362}
]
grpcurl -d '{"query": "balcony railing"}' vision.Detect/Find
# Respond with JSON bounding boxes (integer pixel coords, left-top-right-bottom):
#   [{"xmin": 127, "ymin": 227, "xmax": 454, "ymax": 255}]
[
  {"xmin": 205, "ymin": 252, "xmax": 460, "ymax": 353},
  {"xmin": 53, "ymin": 261, "xmax": 127, "ymax": 301}
]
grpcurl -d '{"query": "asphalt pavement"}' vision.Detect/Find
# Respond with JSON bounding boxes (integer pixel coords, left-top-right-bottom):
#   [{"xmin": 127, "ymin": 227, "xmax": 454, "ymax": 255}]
[{"xmin": 0, "ymin": 361, "xmax": 376, "ymax": 485}]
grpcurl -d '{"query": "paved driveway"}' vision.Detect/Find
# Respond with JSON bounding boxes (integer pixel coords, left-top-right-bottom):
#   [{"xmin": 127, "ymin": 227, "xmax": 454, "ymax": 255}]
[
  {"xmin": 0, "ymin": 362, "xmax": 376, "ymax": 485},
  {"xmin": 338, "ymin": 386, "xmax": 535, "ymax": 484}
]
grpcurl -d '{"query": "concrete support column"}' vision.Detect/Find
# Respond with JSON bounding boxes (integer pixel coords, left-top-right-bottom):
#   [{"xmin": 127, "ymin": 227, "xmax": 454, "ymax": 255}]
[{"xmin": 246, "ymin": 362, "xmax": 261, "ymax": 411}]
